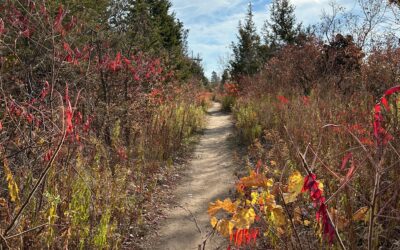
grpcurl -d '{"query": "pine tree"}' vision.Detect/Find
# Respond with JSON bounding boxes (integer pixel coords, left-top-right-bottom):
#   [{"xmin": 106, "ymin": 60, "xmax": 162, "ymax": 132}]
[
  {"xmin": 264, "ymin": 0, "xmax": 300, "ymax": 47},
  {"xmin": 148, "ymin": 0, "xmax": 186, "ymax": 54},
  {"xmin": 210, "ymin": 71, "xmax": 220, "ymax": 85},
  {"xmin": 221, "ymin": 69, "xmax": 230, "ymax": 84},
  {"xmin": 125, "ymin": 0, "xmax": 161, "ymax": 52},
  {"xmin": 229, "ymin": 2, "xmax": 261, "ymax": 79}
]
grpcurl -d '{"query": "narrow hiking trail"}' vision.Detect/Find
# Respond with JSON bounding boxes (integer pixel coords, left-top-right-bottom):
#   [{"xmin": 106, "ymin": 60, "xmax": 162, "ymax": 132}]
[{"xmin": 153, "ymin": 102, "xmax": 236, "ymax": 250}]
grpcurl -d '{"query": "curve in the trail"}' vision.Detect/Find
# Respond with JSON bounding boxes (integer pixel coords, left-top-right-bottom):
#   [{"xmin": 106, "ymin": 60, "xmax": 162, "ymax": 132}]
[{"xmin": 153, "ymin": 102, "xmax": 236, "ymax": 250}]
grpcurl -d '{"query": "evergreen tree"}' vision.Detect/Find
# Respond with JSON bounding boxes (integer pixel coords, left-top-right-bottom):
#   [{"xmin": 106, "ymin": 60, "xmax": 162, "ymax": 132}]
[
  {"xmin": 106, "ymin": 0, "xmax": 206, "ymax": 83},
  {"xmin": 221, "ymin": 69, "xmax": 230, "ymax": 84},
  {"xmin": 125, "ymin": 0, "xmax": 161, "ymax": 52},
  {"xmin": 210, "ymin": 71, "xmax": 220, "ymax": 85},
  {"xmin": 148, "ymin": 0, "xmax": 186, "ymax": 54},
  {"xmin": 264, "ymin": 0, "xmax": 300, "ymax": 47},
  {"xmin": 229, "ymin": 2, "xmax": 261, "ymax": 79}
]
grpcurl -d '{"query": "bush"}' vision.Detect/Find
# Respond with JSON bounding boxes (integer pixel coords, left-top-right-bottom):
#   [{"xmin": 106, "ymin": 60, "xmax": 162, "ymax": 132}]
[{"xmin": 233, "ymin": 103, "xmax": 262, "ymax": 144}]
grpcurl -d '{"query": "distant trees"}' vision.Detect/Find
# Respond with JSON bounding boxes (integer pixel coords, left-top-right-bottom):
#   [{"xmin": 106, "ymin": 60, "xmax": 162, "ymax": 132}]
[
  {"xmin": 106, "ymin": 0, "xmax": 207, "ymax": 84},
  {"xmin": 228, "ymin": 0, "xmax": 302, "ymax": 80},
  {"xmin": 229, "ymin": 2, "xmax": 262, "ymax": 79},
  {"xmin": 210, "ymin": 71, "xmax": 220, "ymax": 85},
  {"xmin": 264, "ymin": 0, "xmax": 300, "ymax": 47},
  {"xmin": 221, "ymin": 69, "xmax": 230, "ymax": 84}
]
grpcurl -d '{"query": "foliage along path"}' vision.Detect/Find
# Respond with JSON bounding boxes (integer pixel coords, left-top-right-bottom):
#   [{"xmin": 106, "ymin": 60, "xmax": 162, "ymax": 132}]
[{"xmin": 153, "ymin": 102, "xmax": 236, "ymax": 250}]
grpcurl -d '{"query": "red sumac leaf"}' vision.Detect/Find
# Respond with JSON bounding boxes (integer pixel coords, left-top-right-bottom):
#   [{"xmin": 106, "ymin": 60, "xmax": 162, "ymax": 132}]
[
  {"xmin": 384, "ymin": 86, "xmax": 400, "ymax": 97},
  {"xmin": 340, "ymin": 153, "xmax": 352, "ymax": 170},
  {"xmin": 53, "ymin": 5, "xmax": 64, "ymax": 32}
]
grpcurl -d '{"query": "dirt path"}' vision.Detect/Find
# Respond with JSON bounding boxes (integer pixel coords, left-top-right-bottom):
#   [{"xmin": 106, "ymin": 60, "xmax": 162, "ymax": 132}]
[{"xmin": 152, "ymin": 102, "xmax": 236, "ymax": 250}]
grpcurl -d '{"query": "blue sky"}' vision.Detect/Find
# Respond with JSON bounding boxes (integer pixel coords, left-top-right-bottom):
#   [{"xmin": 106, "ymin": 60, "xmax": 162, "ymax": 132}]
[{"xmin": 169, "ymin": 0, "xmax": 355, "ymax": 78}]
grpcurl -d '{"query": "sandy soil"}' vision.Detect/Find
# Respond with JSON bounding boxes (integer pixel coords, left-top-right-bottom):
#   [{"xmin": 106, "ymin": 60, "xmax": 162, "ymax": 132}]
[{"xmin": 151, "ymin": 102, "xmax": 236, "ymax": 250}]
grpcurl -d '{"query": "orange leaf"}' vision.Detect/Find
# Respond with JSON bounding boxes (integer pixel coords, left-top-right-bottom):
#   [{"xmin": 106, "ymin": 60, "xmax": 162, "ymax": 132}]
[
  {"xmin": 237, "ymin": 171, "xmax": 273, "ymax": 190},
  {"xmin": 208, "ymin": 198, "xmax": 237, "ymax": 216}
]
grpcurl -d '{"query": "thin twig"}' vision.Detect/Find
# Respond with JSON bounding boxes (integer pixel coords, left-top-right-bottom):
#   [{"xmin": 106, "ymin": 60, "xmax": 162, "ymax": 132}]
[
  {"xmin": 177, "ymin": 205, "xmax": 202, "ymax": 234},
  {"xmin": 5, "ymin": 223, "xmax": 49, "ymax": 240},
  {"xmin": 252, "ymin": 205, "xmax": 288, "ymax": 249},
  {"xmin": 0, "ymin": 234, "xmax": 9, "ymax": 250},
  {"xmin": 3, "ymin": 94, "xmax": 67, "ymax": 237},
  {"xmin": 278, "ymin": 187, "xmax": 303, "ymax": 250}
]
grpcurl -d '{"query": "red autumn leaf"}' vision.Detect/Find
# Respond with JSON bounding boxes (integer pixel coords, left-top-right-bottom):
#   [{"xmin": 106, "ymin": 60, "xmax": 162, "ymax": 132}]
[
  {"xmin": 340, "ymin": 152, "xmax": 353, "ymax": 170},
  {"xmin": 26, "ymin": 113, "xmax": 34, "ymax": 123},
  {"xmin": 317, "ymin": 204, "xmax": 335, "ymax": 243},
  {"xmin": 123, "ymin": 58, "xmax": 131, "ymax": 66},
  {"xmin": 302, "ymin": 96, "xmax": 310, "ymax": 105},
  {"xmin": 381, "ymin": 97, "xmax": 389, "ymax": 111},
  {"xmin": 21, "ymin": 28, "xmax": 33, "ymax": 38},
  {"xmin": 63, "ymin": 42, "xmax": 73, "ymax": 55},
  {"xmin": 40, "ymin": 81, "xmax": 50, "ymax": 100},
  {"xmin": 302, "ymin": 173, "xmax": 316, "ymax": 192},
  {"xmin": 345, "ymin": 161, "xmax": 356, "ymax": 180},
  {"xmin": 0, "ymin": 18, "xmax": 5, "ymax": 35},
  {"xmin": 44, "ymin": 150, "xmax": 53, "ymax": 162},
  {"xmin": 277, "ymin": 95, "xmax": 289, "ymax": 104},
  {"xmin": 384, "ymin": 86, "xmax": 400, "ymax": 96},
  {"xmin": 66, "ymin": 105, "xmax": 73, "ymax": 134},
  {"xmin": 108, "ymin": 52, "xmax": 122, "ymax": 71},
  {"xmin": 64, "ymin": 16, "xmax": 77, "ymax": 31},
  {"xmin": 64, "ymin": 85, "xmax": 73, "ymax": 134},
  {"xmin": 255, "ymin": 159, "xmax": 262, "ymax": 173},
  {"xmin": 53, "ymin": 5, "xmax": 64, "ymax": 32},
  {"xmin": 74, "ymin": 48, "xmax": 82, "ymax": 59},
  {"xmin": 83, "ymin": 117, "xmax": 92, "ymax": 132},
  {"xmin": 74, "ymin": 111, "xmax": 83, "ymax": 124},
  {"xmin": 374, "ymin": 85, "xmax": 400, "ymax": 145}
]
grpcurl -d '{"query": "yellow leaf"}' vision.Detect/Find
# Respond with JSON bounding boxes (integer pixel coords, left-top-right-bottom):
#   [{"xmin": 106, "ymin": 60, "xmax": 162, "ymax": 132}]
[
  {"xmin": 210, "ymin": 216, "xmax": 218, "ymax": 228},
  {"xmin": 208, "ymin": 198, "xmax": 237, "ymax": 216},
  {"xmin": 288, "ymin": 171, "xmax": 303, "ymax": 194},
  {"xmin": 259, "ymin": 191, "xmax": 276, "ymax": 209},
  {"xmin": 232, "ymin": 208, "xmax": 256, "ymax": 229},
  {"xmin": 3, "ymin": 159, "xmax": 19, "ymax": 202},
  {"xmin": 283, "ymin": 171, "xmax": 304, "ymax": 204},
  {"xmin": 282, "ymin": 192, "xmax": 297, "ymax": 204},
  {"xmin": 216, "ymin": 219, "xmax": 234, "ymax": 237},
  {"xmin": 0, "ymin": 198, "xmax": 7, "ymax": 207},
  {"xmin": 352, "ymin": 207, "xmax": 369, "ymax": 221},
  {"xmin": 318, "ymin": 181, "xmax": 324, "ymax": 192},
  {"xmin": 250, "ymin": 191, "xmax": 259, "ymax": 205},
  {"xmin": 271, "ymin": 206, "xmax": 286, "ymax": 226},
  {"xmin": 303, "ymin": 220, "xmax": 311, "ymax": 226}
]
